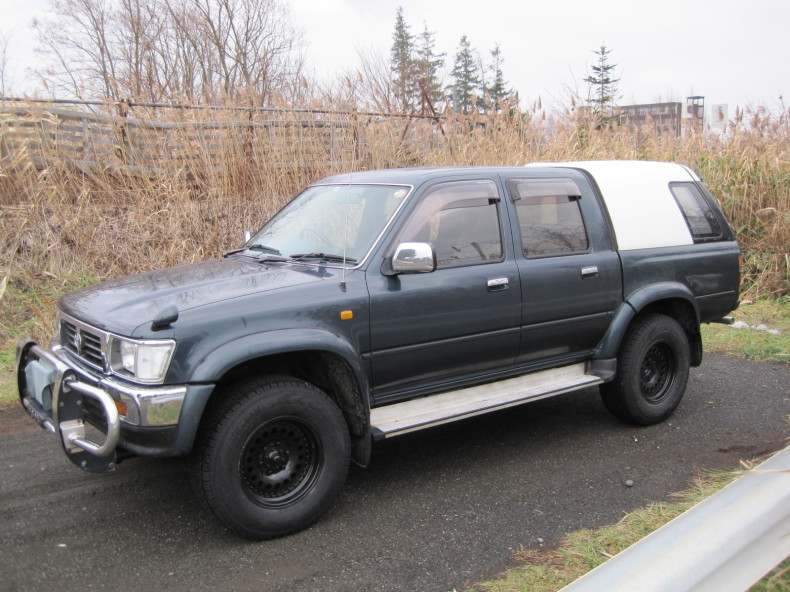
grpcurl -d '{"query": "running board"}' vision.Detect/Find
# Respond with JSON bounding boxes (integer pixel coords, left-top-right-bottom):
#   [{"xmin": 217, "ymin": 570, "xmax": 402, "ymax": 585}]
[{"xmin": 370, "ymin": 363, "xmax": 602, "ymax": 439}]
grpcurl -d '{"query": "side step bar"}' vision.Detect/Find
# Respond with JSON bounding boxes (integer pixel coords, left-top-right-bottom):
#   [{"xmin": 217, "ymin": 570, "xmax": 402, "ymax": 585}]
[{"xmin": 370, "ymin": 363, "xmax": 602, "ymax": 439}]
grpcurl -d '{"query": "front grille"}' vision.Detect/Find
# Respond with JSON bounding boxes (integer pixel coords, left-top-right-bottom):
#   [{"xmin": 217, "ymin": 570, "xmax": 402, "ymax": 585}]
[{"xmin": 60, "ymin": 316, "xmax": 107, "ymax": 371}]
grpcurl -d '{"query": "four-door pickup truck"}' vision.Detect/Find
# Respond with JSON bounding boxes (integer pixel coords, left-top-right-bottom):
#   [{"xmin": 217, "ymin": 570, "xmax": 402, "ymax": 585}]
[{"xmin": 16, "ymin": 160, "xmax": 740, "ymax": 538}]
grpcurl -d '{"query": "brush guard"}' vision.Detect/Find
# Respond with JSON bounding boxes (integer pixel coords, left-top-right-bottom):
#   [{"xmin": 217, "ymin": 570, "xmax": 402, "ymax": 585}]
[{"xmin": 16, "ymin": 340, "xmax": 120, "ymax": 473}]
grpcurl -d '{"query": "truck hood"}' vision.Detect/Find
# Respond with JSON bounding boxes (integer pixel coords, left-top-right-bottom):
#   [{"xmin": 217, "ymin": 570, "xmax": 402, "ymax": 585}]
[{"xmin": 59, "ymin": 258, "xmax": 329, "ymax": 335}]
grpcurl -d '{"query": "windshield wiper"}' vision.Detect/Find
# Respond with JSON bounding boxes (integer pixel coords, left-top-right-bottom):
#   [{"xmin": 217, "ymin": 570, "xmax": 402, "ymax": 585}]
[
  {"xmin": 224, "ymin": 243, "xmax": 283, "ymax": 258},
  {"xmin": 248, "ymin": 244, "xmax": 282, "ymax": 255},
  {"xmin": 223, "ymin": 247, "xmax": 247, "ymax": 257},
  {"xmin": 289, "ymin": 252, "xmax": 357, "ymax": 264},
  {"xmin": 248, "ymin": 244, "xmax": 291, "ymax": 262}
]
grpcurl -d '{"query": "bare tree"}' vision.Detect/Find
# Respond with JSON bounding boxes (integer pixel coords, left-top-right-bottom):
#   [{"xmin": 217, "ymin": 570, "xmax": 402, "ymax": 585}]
[
  {"xmin": 114, "ymin": 0, "xmax": 163, "ymax": 99},
  {"xmin": 35, "ymin": 0, "xmax": 120, "ymax": 99},
  {"xmin": 34, "ymin": 0, "xmax": 305, "ymax": 105},
  {"xmin": 0, "ymin": 29, "xmax": 13, "ymax": 96},
  {"xmin": 355, "ymin": 48, "xmax": 396, "ymax": 113},
  {"xmin": 314, "ymin": 46, "xmax": 396, "ymax": 115},
  {"xmin": 206, "ymin": 0, "xmax": 305, "ymax": 105}
]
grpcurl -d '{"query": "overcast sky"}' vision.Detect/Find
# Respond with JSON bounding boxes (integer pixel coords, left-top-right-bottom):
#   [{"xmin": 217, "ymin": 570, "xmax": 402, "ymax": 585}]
[{"xmin": 3, "ymin": 0, "xmax": 788, "ymax": 113}]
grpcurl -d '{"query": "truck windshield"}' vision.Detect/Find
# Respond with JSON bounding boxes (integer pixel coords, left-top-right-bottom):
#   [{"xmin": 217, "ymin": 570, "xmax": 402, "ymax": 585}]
[{"xmin": 246, "ymin": 184, "xmax": 410, "ymax": 266}]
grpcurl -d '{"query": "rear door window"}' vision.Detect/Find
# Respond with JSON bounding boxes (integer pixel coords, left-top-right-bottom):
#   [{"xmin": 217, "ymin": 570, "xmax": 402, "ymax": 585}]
[{"xmin": 507, "ymin": 178, "xmax": 589, "ymax": 257}]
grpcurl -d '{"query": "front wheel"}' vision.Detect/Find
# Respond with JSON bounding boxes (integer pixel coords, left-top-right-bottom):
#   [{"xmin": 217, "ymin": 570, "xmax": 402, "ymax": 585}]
[
  {"xmin": 600, "ymin": 314, "xmax": 691, "ymax": 426},
  {"xmin": 192, "ymin": 377, "xmax": 350, "ymax": 539}
]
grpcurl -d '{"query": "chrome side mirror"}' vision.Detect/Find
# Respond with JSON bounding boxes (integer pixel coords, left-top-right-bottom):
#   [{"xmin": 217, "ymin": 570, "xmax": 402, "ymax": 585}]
[{"xmin": 392, "ymin": 242, "xmax": 436, "ymax": 274}]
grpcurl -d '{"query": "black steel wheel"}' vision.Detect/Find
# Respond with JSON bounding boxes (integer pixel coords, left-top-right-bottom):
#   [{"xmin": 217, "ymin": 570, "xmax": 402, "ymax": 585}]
[
  {"xmin": 639, "ymin": 342, "xmax": 676, "ymax": 403},
  {"xmin": 600, "ymin": 313, "xmax": 691, "ymax": 426},
  {"xmin": 240, "ymin": 418, "xmax": 321, "ymax": 506},
  {"xmin": 192, "ymin": 377, "xmax": 350, "ymax": 539}
]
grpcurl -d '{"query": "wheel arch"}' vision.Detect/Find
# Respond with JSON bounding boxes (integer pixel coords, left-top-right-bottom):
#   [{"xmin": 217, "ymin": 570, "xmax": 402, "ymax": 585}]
[
  {"xmin": 188, "ymin": 329, "xmax": 372, "ymax": 466},
  {"xmin": 596, "ymin": 282, "xmax": 702, "ymax": 366}
]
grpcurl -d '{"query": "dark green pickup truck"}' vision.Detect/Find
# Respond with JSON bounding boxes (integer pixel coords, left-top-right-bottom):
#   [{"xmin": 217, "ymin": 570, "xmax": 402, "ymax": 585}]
[{"xmin": 16, "ymin": 161, "xmax": 740, "ymax": 538}]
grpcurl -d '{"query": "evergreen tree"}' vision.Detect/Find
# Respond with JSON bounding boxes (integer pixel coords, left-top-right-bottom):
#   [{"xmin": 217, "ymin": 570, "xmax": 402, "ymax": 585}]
[
  {"xmin": 485, "ymin": 44, "xmax": 512, "ymax": 113},
  {"xmin": 390, "ymin": 7, "xmax": 417, "ymax": 113},
  {"xmin": 584, "ymin": 44, "xmax": 620, "ymax": 125},
  {"xmin": 414, "ymin": 24, "xmax": 445, "ymax": 112},
  {"xmin": 448, "ymin": 35, "xmax": 480, "ymax": 115}
]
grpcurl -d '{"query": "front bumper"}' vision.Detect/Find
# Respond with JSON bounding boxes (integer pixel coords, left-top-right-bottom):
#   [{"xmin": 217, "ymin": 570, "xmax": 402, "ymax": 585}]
[{"xmin": 16, "ymin": 339, "xmax": 190, "ymax": 473}]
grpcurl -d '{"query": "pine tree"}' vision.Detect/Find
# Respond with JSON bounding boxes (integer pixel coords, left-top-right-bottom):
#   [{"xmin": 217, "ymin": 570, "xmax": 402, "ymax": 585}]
[
  {"xmin": 414, "ymin": 24, "xmax": 445, "ymax": 113},
  {"xmin": 390, "ymin": 7, "xmax": 417, "ymax": 113},
  {"xmin": 486, "ymin": 44, "xmax": 512, "ymax": 113},
  {"xmin": 584, "ymin": 44, "xmax": 620, "ymax": 125},
  {"xmin": 448, "ymin": 35, "xmax": 480, "ymax": 115}
]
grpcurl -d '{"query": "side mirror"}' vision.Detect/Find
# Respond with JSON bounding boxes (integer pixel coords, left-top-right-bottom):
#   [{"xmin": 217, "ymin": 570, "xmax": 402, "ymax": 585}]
[
  {"xmin": 392, "ymin": 242, "xmax": 436, "ymax": 274},
  {"xmin": 243, "ymin": 230, "xmax": 253, "ymax": 243}
]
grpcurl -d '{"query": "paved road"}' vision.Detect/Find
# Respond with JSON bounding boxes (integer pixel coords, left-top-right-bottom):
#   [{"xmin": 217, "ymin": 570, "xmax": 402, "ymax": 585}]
[{"xmin": 1, "ymin": 354, "xmax": 787, "ymax": 592}]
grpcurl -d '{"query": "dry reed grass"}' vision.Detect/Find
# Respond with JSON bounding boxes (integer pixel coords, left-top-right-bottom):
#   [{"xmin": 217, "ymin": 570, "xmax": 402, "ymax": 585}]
[{"xmin": 0, "ymin": 103, "xmax": 787, "ymax": 344}]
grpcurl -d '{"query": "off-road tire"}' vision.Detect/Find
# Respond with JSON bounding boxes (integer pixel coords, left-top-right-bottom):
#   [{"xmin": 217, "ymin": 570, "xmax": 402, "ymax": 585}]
[
  {"xmin": 191, "ymin": 377, "xmax": 350, "ymax": 539},
  {"xmin": 600, "ymin": 313, "xmax": 691, "ymax": 426}
]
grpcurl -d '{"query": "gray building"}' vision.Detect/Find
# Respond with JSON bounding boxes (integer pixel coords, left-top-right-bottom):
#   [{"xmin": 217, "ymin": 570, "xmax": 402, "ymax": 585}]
[
  {"xmin": 617, "ymin": 102, "xmax": 683, "ymax": 136},
  {"xmin": 617, "ymin": 97, "xmax": 711, "ymax": 137}
]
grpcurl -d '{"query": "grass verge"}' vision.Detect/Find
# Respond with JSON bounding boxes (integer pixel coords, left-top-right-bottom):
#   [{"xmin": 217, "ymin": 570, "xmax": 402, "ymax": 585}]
[
  {"xmin": 468, "ymin": 462, "xmax": 789, "ymax": 592},
  {"xmin": 0, "ymin": 343, "xmax": 15, "ymax": 407},
  {"xmin": 0, "ymin": 271, "xmax": 103, "ymax": 407},
  {"xmin": 701, "ymin": 299, "xmax": 789, "ymax": 363}
]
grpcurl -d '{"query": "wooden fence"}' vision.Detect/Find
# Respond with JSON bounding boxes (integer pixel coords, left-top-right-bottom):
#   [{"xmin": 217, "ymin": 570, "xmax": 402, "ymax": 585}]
[{"xmin": 0, "ymin": 102, "xmax": 445, "ymax": 177}]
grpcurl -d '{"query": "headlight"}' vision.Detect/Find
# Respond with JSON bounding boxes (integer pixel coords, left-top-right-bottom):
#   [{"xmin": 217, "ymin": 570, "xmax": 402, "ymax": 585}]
[{"xmin": 110, "ymin": 337, "xmax": 176, "ymax": 384}]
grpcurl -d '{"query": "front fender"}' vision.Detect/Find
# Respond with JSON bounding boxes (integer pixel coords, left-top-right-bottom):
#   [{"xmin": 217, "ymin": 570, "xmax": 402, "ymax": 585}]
[
  {"xmin": 595, "ymin": 282, "xmax": 699, "ymax": 359},
  {"xmin": 185, "ymin": 328, "xmax": 373, "ymax": 466},
  {"xmin": 186, "ymin": 327, "xmax": 370, "ymax": 402}
]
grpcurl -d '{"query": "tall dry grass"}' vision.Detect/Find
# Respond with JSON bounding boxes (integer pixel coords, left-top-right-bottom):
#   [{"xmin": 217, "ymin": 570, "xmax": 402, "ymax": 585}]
[{"xmin": 0, "ymin": 102, "xmax": 787, "ymax": 344}]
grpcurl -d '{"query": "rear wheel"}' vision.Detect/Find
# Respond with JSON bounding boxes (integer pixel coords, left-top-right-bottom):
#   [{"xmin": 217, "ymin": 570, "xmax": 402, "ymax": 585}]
[
  {"xmin": 192, "ymin": 377, "xmax": 350, "ymax": 539},
  {"xmin": 600, "ymin": 314, "xmax": 691, "ymax": 426}
]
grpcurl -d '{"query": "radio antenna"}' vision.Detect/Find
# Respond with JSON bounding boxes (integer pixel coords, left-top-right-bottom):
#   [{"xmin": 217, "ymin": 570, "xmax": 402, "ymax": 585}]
[
  {"xmin": 340, "ymin": 117, "xmax": 358, "ymax": 293},
  {"xmin": 340, "ymin": 179, "xmax": 350, "ymax": 293}
]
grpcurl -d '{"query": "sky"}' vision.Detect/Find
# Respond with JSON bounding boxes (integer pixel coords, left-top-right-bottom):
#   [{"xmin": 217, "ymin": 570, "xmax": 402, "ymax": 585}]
[{"xmin": 2, "ymin": 0, "xmax": 788, "ymax": 114}]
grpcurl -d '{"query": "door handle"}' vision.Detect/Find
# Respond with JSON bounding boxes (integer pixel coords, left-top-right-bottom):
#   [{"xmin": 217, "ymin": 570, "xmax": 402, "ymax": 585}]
[
  {"xmin": 487, "ymin": 278, "xmax": 509, "ymax": 291},
  {"xmin": 580, "ymin": 266, "xmax": 599, "ymax": 279}
]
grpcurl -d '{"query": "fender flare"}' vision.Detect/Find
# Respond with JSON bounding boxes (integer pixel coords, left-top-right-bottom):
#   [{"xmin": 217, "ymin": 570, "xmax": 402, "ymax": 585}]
[
  {"xmin": 595, "ymin": 282, "xmax": 699, "ymax": 359},
  {"xmin": 188, "ymin": 327, "xmax": 370, "ymax": 396},
  {"xmin": 184, "ymin": 328, "xmax": 373, "ymax": 465}
]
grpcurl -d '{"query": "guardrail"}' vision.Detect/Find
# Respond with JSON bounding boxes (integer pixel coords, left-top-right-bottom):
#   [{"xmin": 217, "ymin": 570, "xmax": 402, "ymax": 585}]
[{"xmin": 559, "ymin": 445, "xmax": 790, "ymax": 591}]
